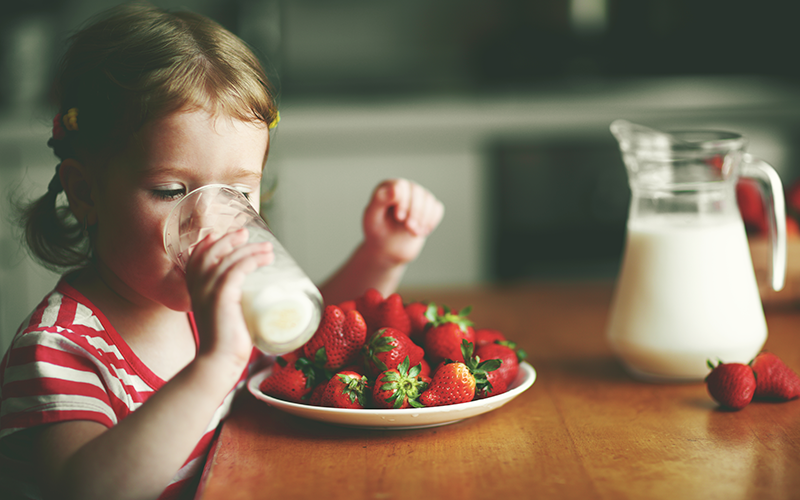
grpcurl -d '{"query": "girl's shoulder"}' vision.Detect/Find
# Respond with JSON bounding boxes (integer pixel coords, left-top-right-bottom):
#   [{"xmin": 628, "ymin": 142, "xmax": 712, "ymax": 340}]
[
  {"xmin": 1, "ymin": 278, "xmax": 161, "ymax": 435},
  {"xmin": 13, "ymin": 278, "xmax": 110, "ymax": 347},
  {"xmin": 6, "ymin": 278, "xmax": 145, "ymax": 386}
]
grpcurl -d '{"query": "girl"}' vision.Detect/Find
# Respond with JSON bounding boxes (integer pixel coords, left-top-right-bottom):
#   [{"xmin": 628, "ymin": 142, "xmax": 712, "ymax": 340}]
[{"xmin": 0, "ymin": 3, "xmax": 443, "ymax": 500}]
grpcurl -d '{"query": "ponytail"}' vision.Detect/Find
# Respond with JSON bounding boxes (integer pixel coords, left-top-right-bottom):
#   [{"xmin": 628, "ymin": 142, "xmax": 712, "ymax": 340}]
[{"xmin": 19, "ymin": 165, "xmax": 90, "ymax": 271}]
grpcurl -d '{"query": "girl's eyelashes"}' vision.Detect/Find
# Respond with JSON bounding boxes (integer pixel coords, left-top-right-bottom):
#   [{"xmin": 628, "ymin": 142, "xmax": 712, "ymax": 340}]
[
  {"xmin": 151, "ymin": 184, "xmax": 253, "ymax": 201},
  {"xmin": 230, "ymin": 185, "xmax": 252, "ymax": 200},
  {"xmin": 152, "ymin": 186, "xmax": 186, "ymax": 200}
]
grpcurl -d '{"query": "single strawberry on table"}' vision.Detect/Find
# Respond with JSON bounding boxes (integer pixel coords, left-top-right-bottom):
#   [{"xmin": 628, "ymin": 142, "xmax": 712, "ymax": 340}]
[
  {"xmin": 419, "ymin": 340, "xmax": 501, "ymax": 407},
  {"xmin": 372, "ymin": 356, "xmax": 429, "ymax": 409},
  {"xmin": 474, "ymin": 340, "xmax": 527, "ymax": 399},
  {"xmin": 303, "ymin": 305, "xmax": 368, "ymax": 372},
  {"xmin": 362, "ymin": 327, "xmax": 425, "ymax": 377},
  {"xmin": 321, "ymin": 370, "xmax": 371, "ymax": 409},
  {"xmin": 424, "ymin": 305, "xmax": 476, "ymax": 365},
  {"xmin": 750, "ymin": 351, "xmax": 800, "ymax": 401},
  {"xmin": 705, "ymin": 360, "xmax": 756, "ymax": 410}
]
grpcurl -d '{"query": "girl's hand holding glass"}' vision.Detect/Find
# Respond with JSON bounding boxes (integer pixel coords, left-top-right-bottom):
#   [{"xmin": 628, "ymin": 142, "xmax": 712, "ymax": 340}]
[{"xmin": 183, "ymin": 228, "xmax": 274, "ymax": 367}]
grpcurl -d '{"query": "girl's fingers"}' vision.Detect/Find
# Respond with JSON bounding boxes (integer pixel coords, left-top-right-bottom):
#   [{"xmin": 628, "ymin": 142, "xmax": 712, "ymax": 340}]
[
  {"xmin": 427, "ymin": 198, "xmax": 445, "ymax": 233},
  {"xmin": 364, "ymin": 178, "xmax": 443, "ymax": 238},
  {"xmin": 419, "ymin": 193, "xmax": 444, "ymax": 234},
  {"xmin": 389, "ymin": 179, "xmax": 411, "ymax": 222},
  {"xmin": 186, "ymin": 229, "xmax": 273, "ymax": 289},
  {"xmin": 403, "ymin": 183, "xmax": 443, "ymax": 236},
  {"xmin": 186, "ymin": 228, "xmax": 248, "ymax": 272},
  {"xmin": 211, "ymin": 240, "xmax": 273, "ymax": 285},
  {"xmin": 406, "ymin": 182, "xmax": 429, "ymax": 235},
  {"xmin": 205, "ymin": 243, "xmax": 274, "ymax": 299}
]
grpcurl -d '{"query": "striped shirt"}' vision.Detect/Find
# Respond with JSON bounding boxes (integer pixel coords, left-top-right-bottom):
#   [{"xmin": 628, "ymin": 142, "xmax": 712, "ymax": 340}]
[{"xmin": 0, "ymin": 278, "xmax": 251, "ymax": 500}]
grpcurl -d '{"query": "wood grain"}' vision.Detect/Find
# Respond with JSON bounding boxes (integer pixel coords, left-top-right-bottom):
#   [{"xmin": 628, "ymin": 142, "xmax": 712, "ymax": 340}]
[{"xmin": 196, "ymin": 282, "xmax": 800, "ymax": 500}]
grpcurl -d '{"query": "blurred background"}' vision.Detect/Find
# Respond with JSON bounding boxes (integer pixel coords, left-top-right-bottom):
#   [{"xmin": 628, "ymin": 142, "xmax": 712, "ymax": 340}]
[{"xmin": 2, "ymin": 0, "xmax": 800, "ymax": 353}]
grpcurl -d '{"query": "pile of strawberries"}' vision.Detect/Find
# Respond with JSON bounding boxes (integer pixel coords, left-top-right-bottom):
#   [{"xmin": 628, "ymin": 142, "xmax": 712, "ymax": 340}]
[
  {"xmin": 258, "ymin": 288, "xmax": 526, "ymax": 409},
  {"xmin": 705, "ymin": 352, "xmax": 800, "ymax": 410}
]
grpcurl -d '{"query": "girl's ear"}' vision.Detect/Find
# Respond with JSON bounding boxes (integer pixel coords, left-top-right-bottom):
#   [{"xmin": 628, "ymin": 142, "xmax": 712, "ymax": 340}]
[{"xmin": 59, "ymin": 158, "xmax": 97, "ymax": 225}]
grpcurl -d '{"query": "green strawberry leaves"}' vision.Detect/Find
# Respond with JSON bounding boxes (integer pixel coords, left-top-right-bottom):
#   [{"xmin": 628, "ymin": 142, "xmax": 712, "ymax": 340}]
[
  {"xmin": 455, "ymin": 339, "xmax": 502, "ymax": 394},
  {"xmin": 496, "ymin": 339, "xmax": 528, "ymax": 362},
  {"xmin": 426, "ymin": 303, "xmax": 474, "ymax": 334},
  {"xmin": 336, "ymin": 372, "xmax": 370, "ymax": 406},
  {"xmin": 376, "ymin": 356, "xmax": 428, "ymax": 409},
  {"xmin": 295, "ymin": 356, "xmax": 322, "ymax": 389},
  {"xmin": 362, "ymin": 329, "xmax": 398, "ymax": 373}
]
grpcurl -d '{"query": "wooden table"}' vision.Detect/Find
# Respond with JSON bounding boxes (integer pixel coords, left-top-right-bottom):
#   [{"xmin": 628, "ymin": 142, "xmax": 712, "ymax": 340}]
[{"xmin": 195, "ymin": 282, "xmax": 800, "ymax": 500}]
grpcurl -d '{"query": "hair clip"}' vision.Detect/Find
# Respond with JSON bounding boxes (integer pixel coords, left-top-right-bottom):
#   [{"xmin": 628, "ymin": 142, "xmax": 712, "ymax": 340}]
[
  {"xmin": 268, "ymin": 110, "xmax": 280, "ymax": 130},
  {"xmin": 63, "ymin": 108, "xmax": 79, "ymax": 132}
]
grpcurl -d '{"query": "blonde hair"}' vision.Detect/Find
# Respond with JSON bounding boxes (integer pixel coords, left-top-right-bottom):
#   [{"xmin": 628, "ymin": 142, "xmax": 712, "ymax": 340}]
[{"xmin": 22, "ymin": 1, "xmax": 278, "ymax": 270}]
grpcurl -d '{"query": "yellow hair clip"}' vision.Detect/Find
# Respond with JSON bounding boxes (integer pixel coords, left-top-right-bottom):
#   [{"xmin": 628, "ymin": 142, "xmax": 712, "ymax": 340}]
[
  {"xmin": 268, "ymin": 110, "xmax": 280, "ymax": 130},
  {"xmin": 63, "ymin": 108, "xmax": 79, "ymax": 132}
]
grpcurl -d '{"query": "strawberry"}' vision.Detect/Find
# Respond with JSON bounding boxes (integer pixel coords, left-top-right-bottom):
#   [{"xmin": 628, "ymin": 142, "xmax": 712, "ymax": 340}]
[
  {"xmin": 705, "ymin": 360, "xmax": 756, "ymax": 410},
  {"xmin": 259, "ymin": 356, "xmax": 319, "ymax": 404},
  {"xmin": 405, "ymin": 301, "xmax": 441, "ymax": 344},
  {"xmin": 372, "ymin": 357, "xmax": 429, "ymax": 409},
  {"xmin": 474, "ymin": 340, "xmax": 526, "ymax": 399},
  {"xmin": 355, "ymin": 288, "xmax": 383, "ymax": 321},
  {"xmin": 736, "ymin": 179, "xmax": 767, "ymax": 235},
  {"xmin": 303, "ymin": 305, "xmax": 368, "ymax": 371},
  {"xmin": 424, "ymin": 305, "xmax": 476, "ymax": 365},
  {"xmin": 321, "ymin": 370, "xmax": 371, "ymax": 409},
  {"xmin": 362, "ymin": 327, "xmax": 425, "ymax": 377},
  {"xmin": 355, "ymin": 288, "xmax": 411, "ymax": 335},
  {"xmin": 338, "ymin": 299, "xmax": 357, "ymax": 313},
  {"xmin": 418, "ymin": 357, "xmax": 432, "ymax": 382},
  {"xmin": 419, "ymin": 340, "xmax": 501, "ymax": 407},
  {"xmin": 788, "ymin": 178, "xmax": 800, "ymax": 215},
  {"xmin": 750, "ymin": 352, "xmax": 800, "ymax": 401},
  {"xmin": 475, "ymin": 328, "xmax": 506, "ymax": 346},
  {"xmin": 307, "ymin": 382, "xmax": 328, "ymax": 406},
  {"xmin": 706, "ymin": 154, "xmax": 725, "ymax": 171}
]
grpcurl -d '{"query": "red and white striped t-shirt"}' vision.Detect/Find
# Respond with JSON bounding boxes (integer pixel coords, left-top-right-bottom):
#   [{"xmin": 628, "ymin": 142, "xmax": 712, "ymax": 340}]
[{"xmin": 0, "ymin": 278, "xmax": 250, "ymax": 500}]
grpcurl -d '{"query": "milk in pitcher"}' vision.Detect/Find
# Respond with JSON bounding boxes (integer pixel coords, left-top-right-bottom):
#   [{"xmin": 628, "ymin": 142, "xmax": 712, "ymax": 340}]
[{"xmin": 606, "ymin": 214, "xmax": 766, "ymax": 381}]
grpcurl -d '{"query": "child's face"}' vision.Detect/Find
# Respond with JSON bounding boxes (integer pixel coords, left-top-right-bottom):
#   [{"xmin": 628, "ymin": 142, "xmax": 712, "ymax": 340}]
[{"xmin": 90, "ymin": 108, "xmax": 270, "ymax": 312}]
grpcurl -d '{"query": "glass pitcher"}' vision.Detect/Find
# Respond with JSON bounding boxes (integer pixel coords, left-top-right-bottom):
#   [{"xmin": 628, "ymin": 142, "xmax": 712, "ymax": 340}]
[{"xmin": 606, "ymin": 120, "xmax": 786, "ymax": 382}]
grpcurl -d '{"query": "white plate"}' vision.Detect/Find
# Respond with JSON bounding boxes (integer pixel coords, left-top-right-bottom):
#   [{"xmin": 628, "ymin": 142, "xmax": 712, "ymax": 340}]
[{"xmin": 247, "ymin": 361, "xmax": 536, "ymax": 430}]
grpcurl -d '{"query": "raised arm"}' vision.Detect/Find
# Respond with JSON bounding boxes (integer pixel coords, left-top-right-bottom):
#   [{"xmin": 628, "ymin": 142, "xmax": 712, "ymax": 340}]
[{"xmin": 319, "ymin": 178, "xmax": 444, "ymax": 305}]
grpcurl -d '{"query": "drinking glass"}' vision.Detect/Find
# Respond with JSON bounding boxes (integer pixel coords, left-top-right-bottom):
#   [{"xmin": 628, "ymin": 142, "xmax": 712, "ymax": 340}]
[{"xmin": 163, "ymin": 184, "xmax": 323, "ymax": 354}]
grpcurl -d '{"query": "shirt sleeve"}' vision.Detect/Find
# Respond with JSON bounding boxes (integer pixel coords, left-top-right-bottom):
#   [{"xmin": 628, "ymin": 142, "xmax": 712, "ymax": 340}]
[{"xmin": 0, "ymin": 328, "xmax": 118, "ymax": 441}]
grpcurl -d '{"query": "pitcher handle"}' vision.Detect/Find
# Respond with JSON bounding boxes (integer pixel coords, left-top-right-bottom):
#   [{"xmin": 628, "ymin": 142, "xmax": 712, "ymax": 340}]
[{"xmin": 741, "ymin": 154, "xmax": 787, "ymax": 291}]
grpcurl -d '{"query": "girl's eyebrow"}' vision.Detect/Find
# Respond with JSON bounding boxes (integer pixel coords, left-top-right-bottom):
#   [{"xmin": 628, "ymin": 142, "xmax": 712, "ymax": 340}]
[{"xmin": 140, "ymin": 165, "xmax": 262, "ymax": 183}]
